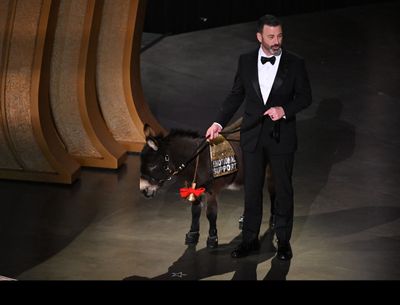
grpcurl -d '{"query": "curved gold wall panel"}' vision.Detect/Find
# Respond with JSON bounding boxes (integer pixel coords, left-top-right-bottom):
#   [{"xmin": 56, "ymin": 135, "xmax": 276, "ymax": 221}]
[
  {"xmin": 0, "ymin": 0, "xmax": 80, "ymax": 184},
  {"xmin": 0, "ymin": 1, "xmax": 20, "ymax": 170},
  {"xmin": 96, "ymin": 0, "xmax": 164, "ymax": 152},
  {"xmin": 49, "ymin": 0, "xmax": 126, "ymax": 168},
  {"xmin": 0, "ymin": 0, "xmax": 162, "ymax": 183}
]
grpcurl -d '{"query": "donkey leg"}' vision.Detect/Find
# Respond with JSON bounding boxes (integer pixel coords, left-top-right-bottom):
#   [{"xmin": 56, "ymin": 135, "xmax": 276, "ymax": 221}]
[
  {"xmin": 185, "ymin": 199, "xmax": 201, "ymax": 245},
  {"xmin": 206, "ymin": 194, "xmax": 218, "ymax": 249}
]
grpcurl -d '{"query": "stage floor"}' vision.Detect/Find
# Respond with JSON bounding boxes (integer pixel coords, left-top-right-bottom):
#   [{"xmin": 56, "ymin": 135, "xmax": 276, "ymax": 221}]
[{"xmin": 0, "ymin": 1, "xmax": 399, "ymax": 280}]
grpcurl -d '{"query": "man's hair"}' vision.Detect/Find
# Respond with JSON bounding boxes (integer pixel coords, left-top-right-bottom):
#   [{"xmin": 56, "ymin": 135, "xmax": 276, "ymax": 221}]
[{"xmin": 257, "ymin": 14, "xmax": 282, "ymax": 33}]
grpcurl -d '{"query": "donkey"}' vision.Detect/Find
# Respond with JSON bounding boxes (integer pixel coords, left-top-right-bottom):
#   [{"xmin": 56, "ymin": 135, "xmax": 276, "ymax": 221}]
[{"xmin": 139, "ymin": 124, "xmax": 275, "ymax": 249}]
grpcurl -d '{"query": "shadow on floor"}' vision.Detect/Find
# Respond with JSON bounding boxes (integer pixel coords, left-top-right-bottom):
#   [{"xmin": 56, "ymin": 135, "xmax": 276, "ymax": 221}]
[
  {"xmin": 124, "ymin": 205, "xmax": 400, "ymax": 281},
  {"xmin": 124, "ymin": 228, "xmax": 290, "ymax": 281},
  {"xmin": 295, "ymin": 206, "xmax": 400, "ymax": 238}
]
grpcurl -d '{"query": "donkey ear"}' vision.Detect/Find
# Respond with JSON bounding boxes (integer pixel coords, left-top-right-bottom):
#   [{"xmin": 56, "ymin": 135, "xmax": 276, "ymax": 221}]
[
  {"xmin": 144, "ymin": 124, "xmax": 160, "ymax": 150},
  {"xmin": 144, "ymin": 124, "xmax": 156, "ymax": 138},
  {"xmin": 146, "ymin": 137, "xmax": 159, "ymax": 151}
]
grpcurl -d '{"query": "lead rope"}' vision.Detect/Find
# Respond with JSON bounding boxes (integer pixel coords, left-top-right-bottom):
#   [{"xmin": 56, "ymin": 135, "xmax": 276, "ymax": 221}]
[
  {"xmin": 192, "ymin": 154, "xmax": 200, "ymax": 186},
  {"xmin": 180, "ymin": 154, "xmax": 206, "ymax": 202}
]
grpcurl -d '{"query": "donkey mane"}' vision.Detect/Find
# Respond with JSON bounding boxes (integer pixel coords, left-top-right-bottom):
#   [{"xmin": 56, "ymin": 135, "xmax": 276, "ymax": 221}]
[{"xmin": 166, "ymin": 129, "xmax": 201, "ymax": 141}]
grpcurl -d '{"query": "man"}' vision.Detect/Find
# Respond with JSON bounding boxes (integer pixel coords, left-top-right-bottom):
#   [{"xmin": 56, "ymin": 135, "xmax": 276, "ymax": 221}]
[{"xmin": 206, "ymin": 14, "xmax": 312, "ymax": 260}]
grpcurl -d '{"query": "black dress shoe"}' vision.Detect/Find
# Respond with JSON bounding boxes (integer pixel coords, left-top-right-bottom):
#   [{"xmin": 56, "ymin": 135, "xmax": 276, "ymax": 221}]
[
  {"xmin": 231, "ymin": 239, "xmax": 260, "ymax": 258},
  {"xmin": 276, "ymin": 242, "xmax": 293, "ymax": 261}
]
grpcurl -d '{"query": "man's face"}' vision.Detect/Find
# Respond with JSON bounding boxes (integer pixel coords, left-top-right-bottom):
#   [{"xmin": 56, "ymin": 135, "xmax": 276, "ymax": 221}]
[{"xmin": 256, "ymin": 25, "xmax": 283, "ymax": 56}]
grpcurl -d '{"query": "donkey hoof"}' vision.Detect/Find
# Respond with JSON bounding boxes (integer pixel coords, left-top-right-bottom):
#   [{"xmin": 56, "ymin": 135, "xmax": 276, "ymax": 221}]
[
  {"xmin": 185, "ymin": 231, "xmax": 200, "ymax": 245},
  {"xmin": 206, "ymin": 235, "xmax": 218, "ymax": 249}
]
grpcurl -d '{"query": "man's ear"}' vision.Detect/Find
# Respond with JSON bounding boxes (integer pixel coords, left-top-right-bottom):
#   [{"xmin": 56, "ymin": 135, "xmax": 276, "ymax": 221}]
[{"xmin": 256, "ymin": 32, "xmax": 262, "ymax": 44}]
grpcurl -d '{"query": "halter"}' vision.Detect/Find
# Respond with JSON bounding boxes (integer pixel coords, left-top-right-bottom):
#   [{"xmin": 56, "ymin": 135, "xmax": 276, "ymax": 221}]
[
  {"xmin": 141, "ymin": 153, "xmax": 175, "ymax": 186},
  {"xmin": 159, "ymin": 137, "xmax": 209, "ymax": 183}
]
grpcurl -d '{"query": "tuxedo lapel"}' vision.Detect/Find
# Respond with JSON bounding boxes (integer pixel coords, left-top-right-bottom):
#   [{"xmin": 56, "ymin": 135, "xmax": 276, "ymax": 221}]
[
  {"xmin": 248, "ymin": 51, "xmax": 264, "ymax": 104},
  {"xmin": 271, "ymin": 50, "xmax": 289, "ymax": 93}
]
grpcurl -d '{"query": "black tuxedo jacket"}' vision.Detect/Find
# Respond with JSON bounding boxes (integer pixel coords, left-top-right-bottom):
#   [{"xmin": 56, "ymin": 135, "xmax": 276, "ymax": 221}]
[{"xmin": 216, "ymin": 49, "xmax": 312, "ymax": 154}]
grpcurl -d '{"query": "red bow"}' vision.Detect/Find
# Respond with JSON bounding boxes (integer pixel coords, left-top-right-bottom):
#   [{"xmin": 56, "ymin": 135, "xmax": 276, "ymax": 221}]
[{"xmin": 179, "ymin": 187, "xmax": 205, "ymax": 199}]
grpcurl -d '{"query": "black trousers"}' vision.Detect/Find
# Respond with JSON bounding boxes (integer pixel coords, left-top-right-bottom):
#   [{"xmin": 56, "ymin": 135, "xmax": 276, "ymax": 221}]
[{"xmin": 242, "ymin": 138, "xmax": 295, "ymax": 244}]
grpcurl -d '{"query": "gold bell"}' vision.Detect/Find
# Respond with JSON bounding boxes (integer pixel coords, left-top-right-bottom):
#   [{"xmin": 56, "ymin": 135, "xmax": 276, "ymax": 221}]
[
  {"xmin": 187, "ymin": 193, "xmax": 196, "ymax": 202},
  {"xmin": 187, "ymin": 183, "xmax": 197, "ymax": 202}
]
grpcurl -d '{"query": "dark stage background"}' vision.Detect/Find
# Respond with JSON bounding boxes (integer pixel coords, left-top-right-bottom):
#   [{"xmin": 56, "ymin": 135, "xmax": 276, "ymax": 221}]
[{"xmin": 144, "ymin": 0, "xmax": 384, "ymax": 34}]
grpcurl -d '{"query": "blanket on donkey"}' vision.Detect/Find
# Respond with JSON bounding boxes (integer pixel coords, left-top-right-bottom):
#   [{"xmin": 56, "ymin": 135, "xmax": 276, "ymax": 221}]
[{"xmin": 209, "ymin": 135, "xmax": 238, "ymax": 178}]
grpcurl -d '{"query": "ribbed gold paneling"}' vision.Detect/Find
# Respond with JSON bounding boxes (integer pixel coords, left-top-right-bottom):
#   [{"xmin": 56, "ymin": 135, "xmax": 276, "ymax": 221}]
[
  {"xmin": 0, "ymin": 0, "xmax": 80, "ymax": 183},
  {"xmin": 49, "ymin": 0, "xmax": 126, "ymax": 168},
  {"xmin": 0, "ymin": 0, "xmax": 20, "ymax": 170},
  {"xmin": 96, "ymin": 0, "xmax": 164, "ymax": 152},
  {"xmin": 0, "ymin": 0, "xmax": 162, "ymax": 183},
  {"xmin": 5, "ymin": 0, "xmax": 53, "ymax": 172}
]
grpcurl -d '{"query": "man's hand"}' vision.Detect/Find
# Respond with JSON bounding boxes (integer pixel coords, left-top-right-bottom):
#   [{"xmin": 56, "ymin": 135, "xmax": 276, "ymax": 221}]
[
  {"xmin": 264, "ymin": 107, "xmax": 285, "ymax": 121},
  {"xmin": 205, "ymin": 123, "xmax": 222, "ymax": 141}
]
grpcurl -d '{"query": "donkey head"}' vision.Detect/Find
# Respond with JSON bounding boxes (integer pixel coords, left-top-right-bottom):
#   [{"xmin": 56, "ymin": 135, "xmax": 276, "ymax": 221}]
[{"xmin": 139, "ymin": 125, "xmax": 172, "ymax": 198}]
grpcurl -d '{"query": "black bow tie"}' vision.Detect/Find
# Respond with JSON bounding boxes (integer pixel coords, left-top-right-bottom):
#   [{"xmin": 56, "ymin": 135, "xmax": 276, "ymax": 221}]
[{"xmin": 261, "ymin": 56, "xmax": 276, "ymax": 65}]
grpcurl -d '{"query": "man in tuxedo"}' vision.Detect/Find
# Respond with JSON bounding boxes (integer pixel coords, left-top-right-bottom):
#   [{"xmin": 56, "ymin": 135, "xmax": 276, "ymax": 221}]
[{"xmin": 206, "ymin": 14, "xmax": 312, "ymax": 260}]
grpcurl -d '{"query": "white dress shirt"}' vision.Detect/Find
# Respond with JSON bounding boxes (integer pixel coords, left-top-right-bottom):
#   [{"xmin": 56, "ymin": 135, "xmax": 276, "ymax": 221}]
[
  {"xmin": 214, "ymin": 47, "xmax": 282, "ymax": 129},
  {"xmin": 258, "ymin": 47, "xmax": 281, "ymax": 105}
]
